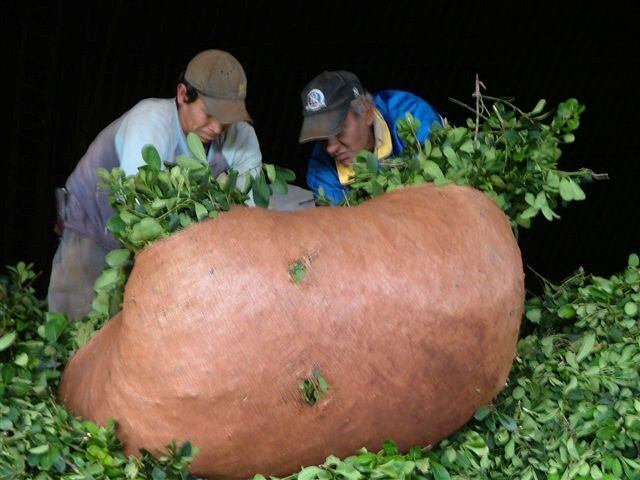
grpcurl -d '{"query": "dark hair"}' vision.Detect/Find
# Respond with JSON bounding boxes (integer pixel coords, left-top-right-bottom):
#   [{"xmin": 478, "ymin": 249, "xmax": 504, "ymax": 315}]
[{"xmin": 177, "ymin": 71, "xmax": 200, "ymax": 104}]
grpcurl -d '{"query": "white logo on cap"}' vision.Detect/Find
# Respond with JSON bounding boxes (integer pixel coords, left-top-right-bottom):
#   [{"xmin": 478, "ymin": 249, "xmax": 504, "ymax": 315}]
[
  {"xmin": 305, "ymin": 89, "xmax": 326, "ymax": 112},
  {"xmin": 353, "ymin": 87, "xmax": 360, "ymax": 96}
]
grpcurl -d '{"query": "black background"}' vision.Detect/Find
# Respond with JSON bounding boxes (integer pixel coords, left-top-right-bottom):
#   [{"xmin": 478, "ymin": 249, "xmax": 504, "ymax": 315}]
[{"xmin": 3, "ymin": 1, "xmax": 639, "ymax": 298}]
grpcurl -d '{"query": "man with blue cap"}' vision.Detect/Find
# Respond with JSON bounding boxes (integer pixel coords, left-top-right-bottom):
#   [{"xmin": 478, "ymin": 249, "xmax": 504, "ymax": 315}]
[{"xmin": 299, "ymin": 70, "xmax": 442, "ymax": 205}]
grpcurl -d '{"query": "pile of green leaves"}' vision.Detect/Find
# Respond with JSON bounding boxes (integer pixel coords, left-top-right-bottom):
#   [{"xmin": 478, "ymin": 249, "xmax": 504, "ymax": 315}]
[
  {"xmin": 87, "ymin": 133, "xmax": 294, "ymax": 328},
  {"xmin": 344, "ymin": 94, "xmax": 603, "ymax": 232},
  {"xmin": 0, "ymin": 262, "xmax": 201, "ymax": 479},
  {"xmin": 257, "ymin": 253, "xmax": 640, "ymax": 480},
  {"xmin": 3, "ymin": 254, "xmax": 638, "ymax": 479}
]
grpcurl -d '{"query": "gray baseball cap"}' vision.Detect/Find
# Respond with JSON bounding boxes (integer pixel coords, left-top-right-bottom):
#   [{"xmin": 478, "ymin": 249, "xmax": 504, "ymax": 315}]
[
  {"xmin": 298, "ymin": 70, "xmax": 364, "ymax": 143},
  {"xmin": 184, "ymin": 49, "xmax": 252, "ymax": 123}
]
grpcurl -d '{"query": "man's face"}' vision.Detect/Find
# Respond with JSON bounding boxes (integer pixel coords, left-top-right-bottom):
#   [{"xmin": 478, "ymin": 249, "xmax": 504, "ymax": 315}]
[
  {"xmin": 177, "ymin": 85, "xmax": 228, "ymax": 144},
  {"xmin": 323, "ymin": 109, "xmax": 375, "ymax": 165}
]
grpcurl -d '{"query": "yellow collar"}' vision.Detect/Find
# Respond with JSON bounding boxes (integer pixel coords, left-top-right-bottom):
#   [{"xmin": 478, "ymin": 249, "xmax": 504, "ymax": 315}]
[
  {"xmin": 336, "ymin": 108, "xmax": 392, "ymax": 185},
  {"xmin": 372, "ymin": 108, "xmax": 392, "ymax": 159}
]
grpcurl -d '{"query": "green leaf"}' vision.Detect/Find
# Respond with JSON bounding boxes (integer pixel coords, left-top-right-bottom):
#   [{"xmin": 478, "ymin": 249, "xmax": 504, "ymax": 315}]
[
  {"xmin": 40, "ymin": 446, "xmax": 61, "ymax": 470},
  {"xmin": 565, "ymin": 351, "xmax": 578, "ymax": 369},
  {"xmin": 576, "ymin": 333, "xmax": 596, "ymax": 363},
  {"xmin": 288, "ymin": 261, "xmax": 307, "ymax": 284},
  {"xmin": 224, "ymin": 169, "xmax": 239, "ymax": 192},
  {"xmin": 423, "ymin": 139, "xmax": 432, "ymax": 156},
  {"xmin": 534, "ymin": 191, "xmax": 547, "ymax": 209},
  {"xmin": 563, "ymin": 375, "xmax": 578, "ymax": 394},
  {"xmin": 275, "ymin": 165, "xmax": 296, "ymax": 183},
  {"xmin": 315, "ymin": 372, "xmax": 330, "ymax": 393},
  {"xmin": 29, "ymin": 444, "xmax": 50, "ymax": 455},
  {"xmin": 194, "ymin": 202, "xmax": 208, "ymax": 221},
  {"xmin": 525, "ymin": 308, "xmax": 541, "ymax": 323},
  {"xmin": 546, "ymin": 170, "xmax": 560, "ymax": 188},
  {"xmin": 93, "ymin": 267, "xmax": 119, "ymax": 291},
  {"xmin": 434, "ymin": 177, "xmax": 452, "ymax": 187},
  {"xmin": 366, "ymin": 154, "xmax": 378, "ymax": 174},
  {"xmin": 525, "ymin": 193, "xmax": 536, "ymax": 206},
  {"xmin": 119, "ymin": 210, "xmax": 140, "ymax": 226},
  {"xmin": 1, "ymin": 364, "xmax": 15, "ymax": 383},
  {"xmin": 569, "ymin": 179, "xmax": 586, "ymax": 200},
  {"xmin": 106, "ymin": 214, "xmax": 127, "ymax": 234},
  {"xmin": 265, "ymin": 164, "xmax": 277, "ymax": 183},
  {"xmin": 590, "ymin": 464, "xmax": 603, "ymax": 480},
  {"xmin": 383, "ymin": 440, "xmax": 399, "ymax": 456},
  {"xmin": 252, "ymin": 171, "xmax": 271, "ymax": 209},
  {"xmin": 443, "ymin": 146, "xmax": 459, "ymax": 167},
  {"xmin": 624, "ymin": 301, "xmax": 638, "ymax": 316},
  {"xmin": 566, "ymin": 438, "xmax": 580, "ymax": 460},
  {"xmin": 298, "ymin": 466, "xmax": 325, "ymax": 480},
  {"xmin": 521, "ymin": 207, "xmax": 538, "ymax": 219},
  {"xmin": 151, "ymin": 466, "xmax": 167, "ymax": 480},
  {"xmin": 503, "ymin": 438, "xmax": 514, "ymax": 460},
  {"xmin": 498, "ymin": 413, "xmax": 517, "ymax": 432},
  {"xmin": 459, "ymin": 140, "xmax": 474, "ymax": 154},
  {"xmin": 14, "ymin": 352, "xmax": 29, "ymax": 366},
  {"xmin": 179, "ymin": 213, "xmax": 194, "ymax": 228},
  {"xmin": 423, "ymin": 160, "xmax": 444, "ymax": 180},
  {"xmin": 531, "ymin": 99, "xmax": 547, "ymax": 115},
  {"xmin": 142, "ymin": 145, "xmax": 162, "ymax": 171},
  {"xmin": 629, "ymin": 253, "xmax": 640, "ymax": 267},
  {"xmin": 0, "ymin": 331, "xmax": 17, "ymax": 352},
  {"xmin": 540, "ymin": 204, "xmax": 558, "ymax": 221},
  {"xmin": 557, "ymin": 304, "xmax": 575, "ymax": 319},
  {"xmin": 596, "ymin": 427, "xmax": 620, "ymax": 440},
  {"xmin": 105, "ymin": 249, "xmax": 131, "ymax": 268},
  {"xmin": 131, "ymin": 218, "xmax": 165, "ymax": 242},
  {"xmin": 490, "ymin": 175, "xmax": 506, "ymax": 189},
  {"xmin": 44, "ymin": 311, "xmax": 68, "ymax": 343},
  {"xmin": 176, "ymin": 154, "xmax": 206, "ymax": 170},
  {"xmin": 431, "ymin": 462, "xmax": 451, "ymax": 480},
  {"xmin": 611, "ymin": 458, "xmax": 623, "ymax": 477},
  {"xmin": 271, "ymin": 177, "xmax": 288, "ymax": 195},
  {"xmin": 474, "ymin": 406, "xmax": 491, "ymax": 420},
  {"xmin": 186, "ymin": 132, "xmax": 207, "ymax": 163},
  {"xmin": 371, "ymin": 180, "xmax": 384, "ymax": 197},
  {"xmin": 512, "ymin": 386, "xmax": 525, "ymax": 400},
  {"xmin": 559, "ymin": 178, "xmax": 574, "ymax": 201}
]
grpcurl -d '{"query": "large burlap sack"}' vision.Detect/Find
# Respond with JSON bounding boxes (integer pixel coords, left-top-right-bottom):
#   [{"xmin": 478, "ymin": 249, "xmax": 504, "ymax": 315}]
[{"xmin": 59, "ymin": 183, "xmax": 524, "ymax": 479}]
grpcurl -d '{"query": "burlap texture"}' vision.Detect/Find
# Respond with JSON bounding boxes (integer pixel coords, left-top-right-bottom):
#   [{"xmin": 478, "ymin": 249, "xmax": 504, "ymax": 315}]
[{"xmin": 59, "ymin": 183, "xmax": 524, "ymax": 479}]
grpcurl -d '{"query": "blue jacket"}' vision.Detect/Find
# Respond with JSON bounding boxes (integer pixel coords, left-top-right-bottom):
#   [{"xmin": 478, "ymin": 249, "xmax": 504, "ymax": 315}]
[{"xmin": 306, "ymin": 89, "xmax": 441, "ymax": 204}]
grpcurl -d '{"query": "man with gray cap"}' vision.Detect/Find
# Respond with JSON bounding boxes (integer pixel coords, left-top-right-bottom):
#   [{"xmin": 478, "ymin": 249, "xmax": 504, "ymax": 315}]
[
  {"xmin": 48, "ymin": 49, "xmax": 261, "ymax": 320},
  {"xmin": 299, "ymin": 70, "xmax": 442, "ymax": 205}
]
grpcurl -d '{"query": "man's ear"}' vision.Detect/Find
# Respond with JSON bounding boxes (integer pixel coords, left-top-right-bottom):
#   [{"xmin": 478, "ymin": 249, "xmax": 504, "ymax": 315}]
[
  {"xmin": 176, "ymin": 83, "xmax": 187, "ymax": 105},
  {"xmin": 364, "ymin": 100, "xmax": 374, "ymax": 126}
]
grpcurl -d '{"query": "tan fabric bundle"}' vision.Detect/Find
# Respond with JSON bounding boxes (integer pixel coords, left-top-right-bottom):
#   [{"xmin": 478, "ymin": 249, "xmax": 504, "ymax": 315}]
[{"xmin": 59, "ymin": 183, "xmax": 524, "ymax": 479}]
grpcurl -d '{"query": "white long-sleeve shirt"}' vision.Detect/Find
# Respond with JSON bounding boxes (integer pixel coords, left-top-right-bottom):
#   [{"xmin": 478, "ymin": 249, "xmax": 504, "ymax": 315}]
[{"xmin": 64, "ymin": 98, "xmax": 262, "ymax": 249}]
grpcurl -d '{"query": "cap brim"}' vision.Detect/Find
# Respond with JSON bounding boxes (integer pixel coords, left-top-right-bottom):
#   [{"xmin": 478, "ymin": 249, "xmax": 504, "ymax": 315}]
[
  {"xmin": 201, "ymin": 96, "xmax": 253, "ymax": 123},
  {"xmin": 298, "ymin": 107, "xmax": 348, "ymax": 143}
]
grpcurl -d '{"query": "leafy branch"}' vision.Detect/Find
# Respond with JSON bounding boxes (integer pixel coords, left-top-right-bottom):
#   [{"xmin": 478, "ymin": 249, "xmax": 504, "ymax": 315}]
[
  {"xmin": 343, "ymin": 79, "xmax": 608, "ymax": 234},
  {"xmin": 87, "ymin": 133, "xmax": 295, "ymax": 331}
]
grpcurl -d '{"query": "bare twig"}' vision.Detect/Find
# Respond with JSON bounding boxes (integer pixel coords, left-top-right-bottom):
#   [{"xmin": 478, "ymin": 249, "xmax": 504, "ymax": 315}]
[
  {"xmin": 483, "ymin": 94, "xmax": 532, "ymax": 120},
  {"xmin": 24, "ymin": 270, "xmax": 43, "ymax": 289},
  {"xmin": 63, "ymin": 457, "xmax": 81, "ymax": 474},
  {"xmin": 472, "ymin": 74, "xmax": 486, "ymax": 143},
  {"xmin": 492, "ymin": 104, "xmax": 505, "ymax": 129},
  {"xmin": 448, "ymin": 97, "xmax": 491, "ymax": 121},
  {"xmin": 342, "ymin": 190, "xmax": 351, "ymax": 207}
]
